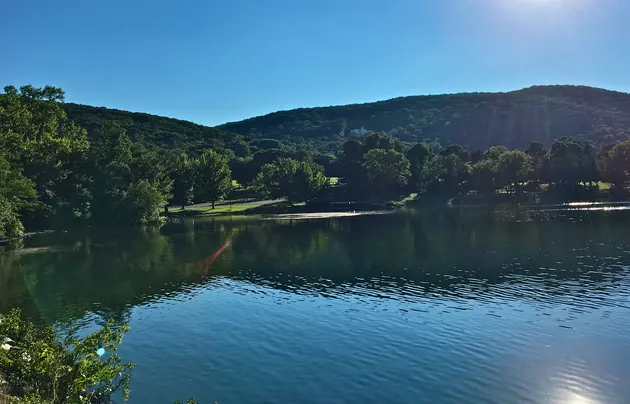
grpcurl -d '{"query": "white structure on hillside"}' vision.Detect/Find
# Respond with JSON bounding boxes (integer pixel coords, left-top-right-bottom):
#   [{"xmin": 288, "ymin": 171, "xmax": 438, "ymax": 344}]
[{"xmin": 349, "ymin": 127, "xmax": 368, "ymax": 135}]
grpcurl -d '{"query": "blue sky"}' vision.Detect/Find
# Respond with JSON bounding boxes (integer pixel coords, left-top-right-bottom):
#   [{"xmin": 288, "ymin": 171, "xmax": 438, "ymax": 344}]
[{"xmin": 2, "ymin": 0, "xmax": 629, "ymax": 126}]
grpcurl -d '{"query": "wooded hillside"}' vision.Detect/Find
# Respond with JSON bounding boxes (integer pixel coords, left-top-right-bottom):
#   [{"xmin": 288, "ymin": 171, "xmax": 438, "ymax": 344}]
[
  {"xmin": 221, "ymin": 86, "xmax": 630, "ymax": 150},
  {"xmin": 64, "ymin": 86, "xmax": 630, "ymax": 154}
]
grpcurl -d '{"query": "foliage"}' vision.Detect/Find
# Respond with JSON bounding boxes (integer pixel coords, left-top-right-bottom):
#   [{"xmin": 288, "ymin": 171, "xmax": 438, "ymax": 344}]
[
  {"xmin": 64, "ymin": 103, "xmax": 240, "ymax": 153},
  {"xmin": 0, "ymin": 309, "xmax": 133, "ymax": 403},
  {"xmin": 249, "ymin": 138, "xmax": 283, "ymax": 151},
  {"xmin": 0, "ymin": 86, "xmax": 176, "ymax": 228},
  {"xmin": 0, "ymin": 85, "xmax": 90, "ymax": 229},
  {"xmin": 0, "ymin": 153, "xmax": 36, "ymax": 239},
  {"xmin": 4, "ymin": 83, "xmax": 630, "ymax": 234},
  {"xmin": 165, "ymin": 152, "xmax": 194, "ymax": 209},
  {"xmin": 221, "ymin": 85, "xmax": 630, "ymax": 151},
  {"xmin": 255, "ymin": 158, "xmax": 328, "ymax": 202},
  {"xmin": 192, "ymin": 150, "xmax": 232, "ymax": 208},
  {"xmin": 421, "ymin": 154, "xmax": 469, "ymax": 196},
  {"xmin": 363, "ymin": 149, "xmax": 411, "ymax": 194},
  {"xmin": 123, "ymin": 179, "xmax": 169, "ymax": 224},
  {"xmin": 0, "ymin": 197, "xmax": 25, "ymax": 240},
  {"xmin": 440, "ymin": 144, "xmax": 470, "ymax": 162},
  {"xmin": 470, "ymin": 159, "xmax": 498, "ymax": 195},
  {"xmin": 88, "ymin": 123, "xmax": 172, "ymax": 225},
  {"xmin": 343, "ymin": 140, "xmax": 363, "ymax": 161},
  {"xmin": 496, "ymin": 150, "xmax": 534, "ymax": 192},
  {"xmin": 548, "ymin": 137, "xmax": 596, "ymax": 185},
  {"xmin": 406, "ymin": 143, "xmax": 432, "ymax": 187},
  {"xmin": 598, "ymin": 140, "xmax": 630, "ymax": 189},
  {"xmin": 485, "ymin": 146, "xmax": 509, "ymax": 161}
]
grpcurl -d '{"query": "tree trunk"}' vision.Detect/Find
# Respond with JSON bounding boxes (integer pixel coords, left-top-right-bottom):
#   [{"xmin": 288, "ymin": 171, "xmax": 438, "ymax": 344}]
[{"xmin": 212, "ymin": 200, "xmax": 215, "ymax": 209}]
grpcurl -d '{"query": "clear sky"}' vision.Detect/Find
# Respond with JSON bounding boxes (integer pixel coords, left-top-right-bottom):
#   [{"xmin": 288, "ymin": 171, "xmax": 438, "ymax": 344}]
[{"xmin": 2, "ymin": 0, "xmax": 629, "ymax": 126}]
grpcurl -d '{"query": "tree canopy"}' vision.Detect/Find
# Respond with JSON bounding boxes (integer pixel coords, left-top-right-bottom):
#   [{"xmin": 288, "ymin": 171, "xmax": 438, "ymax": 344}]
[
  {"xmin": 364, "ymin": 149, "xmax": 411, "ymax": 195},
  {"xmin": 192, "ymin": 150, "xmax": 232, "ymax": 208},
  {"xmin": 255, "ymin": 158, "xmax": 328, "ymax": 202}
]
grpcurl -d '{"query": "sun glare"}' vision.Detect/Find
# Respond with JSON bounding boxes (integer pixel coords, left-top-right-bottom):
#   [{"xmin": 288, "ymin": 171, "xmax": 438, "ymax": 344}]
[
  {"xmin": 514, "ymin": 0, "xmax": 565, "ymax": 5},
  {"xmin": 493, "ymin": 0, "xmax": 589, "ymax": 31}
]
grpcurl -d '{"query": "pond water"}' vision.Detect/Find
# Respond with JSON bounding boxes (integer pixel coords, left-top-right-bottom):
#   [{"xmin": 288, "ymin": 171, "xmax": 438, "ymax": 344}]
[{"xmin": 2, "ymin": 207, "xmax": 630, "ymax": 403}]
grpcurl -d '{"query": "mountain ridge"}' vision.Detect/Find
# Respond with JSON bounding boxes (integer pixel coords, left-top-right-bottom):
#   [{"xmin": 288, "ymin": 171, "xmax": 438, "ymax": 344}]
[{"xmin": 64, "ymin": 85, "xmax": 630, "ymax": 153}]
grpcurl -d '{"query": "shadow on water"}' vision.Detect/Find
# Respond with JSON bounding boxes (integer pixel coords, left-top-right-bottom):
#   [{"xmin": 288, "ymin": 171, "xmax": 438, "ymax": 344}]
[{"xmin": 1, "ymin": 205, "xmax": 630, "ymax": 325}]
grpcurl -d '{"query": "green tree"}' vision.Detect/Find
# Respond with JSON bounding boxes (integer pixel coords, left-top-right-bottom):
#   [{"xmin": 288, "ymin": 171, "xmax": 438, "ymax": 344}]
[
  {"xmin": 496, "ymin": 150, "xmax": 533, "ymax": 194},
  {"xmin": 440, "ymin": 144, "xmax": 470, "ymax": 162},
  {"xmin": 421, "ymin": 154, "xmax": 469, "ymax": 195},
  {"xmin": 123, "ymin": 179, "xmax": 170, "ymax": 224},
  {"xmin": 599, "ymin": 140, "xmax": 630, "ymax": 190},
  {"xmin": 343, "ymin": 140, "xmax": 364, "ymax": 161},
  {"xmin": 166, "ymin": 152, "xmax": 194, "ymax": 209},
  {"xmin": 0, "ymin": 153, "xmax": 36, "ymax": 239},
  {"xmin": 470, "ymin": 159, "xmax": 498, "ymax": 195},
  {"xmin": 89, "ymin": 123, "xmax": 171, "ymax": 224},
  {"xmin": 407, "ymin": 143, "xmax": 431, "ymax": 188},
  {"xmin": 249, "ymin": 138, "xmax": 283, "ymax": 150},
  {"xmin": 363, "ymin": 133, "xmax": 382, "ymax": 153},
  {"xmin": 549, "ymin": 137, "xmax": 582, "ymax": 184},
  {"xmin": 485, "ymin": 146, "xmax": 509, "ymax": 161},
  {"xmin": 255, "ymin": 158, "xmax": 328, "ymax": 202},
  {"xmin": 470, "ymin": 149, "xmax": 484, "ymax": 164},
  {"xmin": 193, "ymin": 150, "xmax": 232, "ymax": 208},
  {"xmin": 547, "ymin": 137, "xmax": 599, "ymax": 197},
  {"xmin": 0, "ymin": 309, "xmax": 134, "ymax": 403},
  {"xmin": 0, "ymin": 85, "xmax": 90, "ymax": 228},
  {"xmin": 363, "ymin": 149, "xmax": 411, "ymax": 195},
  {"xmin": 230, "ymin": 140, "xmax": 250, "ymax": 157},
  {"xmin": 525, "ymin": 142, "xmax": 548, "ymax": 187}
]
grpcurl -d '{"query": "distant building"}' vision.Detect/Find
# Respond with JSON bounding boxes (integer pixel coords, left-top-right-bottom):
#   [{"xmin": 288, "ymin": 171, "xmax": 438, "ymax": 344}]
[{"xmin": 350, "ymin": 127, "xmax": 368, "ymax": 135}]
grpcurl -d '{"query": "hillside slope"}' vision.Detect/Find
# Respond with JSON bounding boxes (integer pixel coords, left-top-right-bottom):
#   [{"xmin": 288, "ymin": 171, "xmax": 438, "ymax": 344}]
[
  {"xmin": 221, "ymin": 85, "xmax": 630, "ymax": 150},
  {"xmin": 64, "ymin": 86, "xmax": 630, "ymax": 153},
  {"xmin": 64, "ymin": 103, "xmax": 242, "ymax": 151}
]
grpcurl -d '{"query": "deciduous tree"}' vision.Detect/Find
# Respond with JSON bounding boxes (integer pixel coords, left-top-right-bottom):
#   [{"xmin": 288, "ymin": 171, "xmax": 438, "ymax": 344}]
[
  {"xmin": 255, "ymin": 158, "xmax": 328, "ymax": 202},
  {"xmin": 193, "ymin": 150, "xmax": 232, "ymax": 208}
]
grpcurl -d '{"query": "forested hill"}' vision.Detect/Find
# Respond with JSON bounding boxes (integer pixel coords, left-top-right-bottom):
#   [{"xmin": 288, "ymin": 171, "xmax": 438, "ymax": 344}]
[
  {"xmin": 64, "ymin": 85, "xmax": 630, "ymax": 153},
  {"xmin": 220, "ymin": 85, "xmax": 630, "ymax": 150},
  {"xmin": 64, "ymin": 103, "xmax": 243, "ymax": 152}
]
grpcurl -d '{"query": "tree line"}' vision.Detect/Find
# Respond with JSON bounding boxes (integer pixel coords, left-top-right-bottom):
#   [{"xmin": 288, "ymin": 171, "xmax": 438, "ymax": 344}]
[
  {"xmin": 335, "ymin": 132, "xmax": 630, "ymax": 200},
  {"xmin": 2, "ymin": 85, "xmax": 630, "ymax": 240},
  {"xmin": 0, "ymin": 85, "xmax": 327, "ymax": 239}
]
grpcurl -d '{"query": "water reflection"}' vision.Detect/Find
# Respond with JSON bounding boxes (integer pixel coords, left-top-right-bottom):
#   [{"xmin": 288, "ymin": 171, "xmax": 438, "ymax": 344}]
[
  {"xmin": 2, "ymin": 207, "xmax": 630, "ymax": 403},
  {"xmin": 1, "ymin": 207, "xmax": 630, "ymax": 325}
]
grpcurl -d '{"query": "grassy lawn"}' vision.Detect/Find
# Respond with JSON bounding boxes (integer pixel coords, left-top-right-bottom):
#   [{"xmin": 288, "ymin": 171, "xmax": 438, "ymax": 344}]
[
  {"xmin": 400, "ymin": 193, "xmax": 418, "ymax": 204},
  {"xmin": 176, "ymin": 201, "xmax": 268, "ymax": 215},
  {"xmin": 388, "ymin": 193, "xmax": 418, "ymax": 206},
  {"xmin": 596, "ymin": 181, "xmax": 612, "ymax": 191},
  {"xmin": 533, "ymin": 182, "xmax": 612, "ymax": 191}
]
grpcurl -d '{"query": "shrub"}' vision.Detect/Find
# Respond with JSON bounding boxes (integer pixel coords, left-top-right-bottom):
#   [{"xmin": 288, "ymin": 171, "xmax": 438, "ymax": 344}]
[{"xmin": 0, "ymin": 309, "xmax": 134, "ymax": 403}]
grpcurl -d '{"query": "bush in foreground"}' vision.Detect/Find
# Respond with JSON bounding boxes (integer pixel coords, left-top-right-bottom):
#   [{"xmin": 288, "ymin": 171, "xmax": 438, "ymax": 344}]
[{"xmin": 0, "ymin": 309, "xmax": 133, "ymax": 403}]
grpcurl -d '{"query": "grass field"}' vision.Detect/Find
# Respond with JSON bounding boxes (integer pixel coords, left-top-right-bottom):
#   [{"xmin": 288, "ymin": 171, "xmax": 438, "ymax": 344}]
[
  {"xmin": 539, "ymin": 181, "xmax": 612, "ymax": 191},
  {"xmin": 400, "ymin": 193, "xmax": 418, "ymax": 204},
  {"xmin": 176, "ymin": 201, "xmax": 268, "ymax": 215}
]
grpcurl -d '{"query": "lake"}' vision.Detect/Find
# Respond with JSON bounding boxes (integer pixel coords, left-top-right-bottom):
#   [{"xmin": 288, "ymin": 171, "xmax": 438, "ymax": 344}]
[{"xmin": 2, "ymin": 206, "xmax": 630, "ymax": 403}]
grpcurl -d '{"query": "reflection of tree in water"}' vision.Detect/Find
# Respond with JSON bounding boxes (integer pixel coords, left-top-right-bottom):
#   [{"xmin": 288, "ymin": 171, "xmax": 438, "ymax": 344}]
[
  {"xmin": 1, "ymin": 209, "xmax": 630, "ymax": 325},
  {"xmin": 225, "ymin": 209, "xmax": 630, "ymax": 303},
  {"xmin": 0, "ymin": 226, "xmax": 230, "ymax": 324}
]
